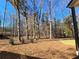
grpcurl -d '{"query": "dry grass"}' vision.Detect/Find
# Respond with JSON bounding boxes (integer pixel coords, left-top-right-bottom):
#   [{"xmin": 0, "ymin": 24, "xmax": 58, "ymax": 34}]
[{"xmin": 0, "ymin": 39, "xmax": 76, "ymax": 59}]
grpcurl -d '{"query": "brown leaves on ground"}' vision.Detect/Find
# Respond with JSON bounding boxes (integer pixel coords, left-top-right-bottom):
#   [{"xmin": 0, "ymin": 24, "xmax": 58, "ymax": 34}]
[{"xmin": 0, "ymin": 39, "xmax": 76, "ymax": 59}]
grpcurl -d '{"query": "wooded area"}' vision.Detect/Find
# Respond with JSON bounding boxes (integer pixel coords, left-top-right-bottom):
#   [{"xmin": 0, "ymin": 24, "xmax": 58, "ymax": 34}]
[
  {"xmin": 0, "ymin": 0, "xmax": 79, "ymax": 58},
  {"xmin": 0, "ymin": 0, "xmax": 75, "ymax": 44}
]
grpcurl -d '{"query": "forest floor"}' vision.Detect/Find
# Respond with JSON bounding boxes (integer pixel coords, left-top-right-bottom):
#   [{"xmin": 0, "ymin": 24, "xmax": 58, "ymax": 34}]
[{"xmin": 0, "ymin": 38, "xmax": 76, "ymax": 59}]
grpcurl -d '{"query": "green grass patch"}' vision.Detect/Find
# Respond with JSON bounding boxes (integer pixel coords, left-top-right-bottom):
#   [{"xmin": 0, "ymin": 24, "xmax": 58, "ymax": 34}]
[{"xmin": 60, "ymin": 40, "xmax": 75, "ymax": 46}]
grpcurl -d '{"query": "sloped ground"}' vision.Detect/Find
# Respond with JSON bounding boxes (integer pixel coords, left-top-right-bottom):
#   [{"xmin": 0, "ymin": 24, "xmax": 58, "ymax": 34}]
[{"xmin": 0, "ymin": 39, "xmax": 76, "ymax": 59}]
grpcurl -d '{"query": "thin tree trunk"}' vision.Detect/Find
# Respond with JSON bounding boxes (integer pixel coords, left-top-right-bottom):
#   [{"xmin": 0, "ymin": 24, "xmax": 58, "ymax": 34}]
[{"xmin": 16, "ymin": 0, "xmax": 21, "ymax": 42}]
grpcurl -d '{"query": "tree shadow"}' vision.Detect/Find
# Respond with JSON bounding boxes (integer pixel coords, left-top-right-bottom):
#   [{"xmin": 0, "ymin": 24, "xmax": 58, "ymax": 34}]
[
  {"xmin": 0, "ymin": 35, "xmax": 9, "ymax": 39},
  {"xmin": 73, "ymin": 56, "xmax": 79, "ymax": 59},
  {"xmin": 0, "ymin": 51, "xmax": 43, "ymax": 59}
]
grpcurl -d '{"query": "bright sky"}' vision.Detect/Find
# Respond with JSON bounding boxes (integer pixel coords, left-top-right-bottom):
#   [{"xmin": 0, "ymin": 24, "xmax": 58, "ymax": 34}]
[
  {"xmin": 0, "ymin": 0, "xmax": 16, "ymax": 27},
  {"xmin": 0, "ymin": 0, "xmax": 79, "ymax": 27}
]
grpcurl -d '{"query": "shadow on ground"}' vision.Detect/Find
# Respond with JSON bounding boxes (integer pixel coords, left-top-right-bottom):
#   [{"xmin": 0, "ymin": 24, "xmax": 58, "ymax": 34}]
[
  {"xmin": 73, "ymin": 56, "xmax": 79, "ymax": 59},
  {"xmin": 0, "ymin": 35, "xmax": 9, "ymax": 39},
  {"xmin": 0, "ymin": 51, "xmax": 43, "ymax": 59}
]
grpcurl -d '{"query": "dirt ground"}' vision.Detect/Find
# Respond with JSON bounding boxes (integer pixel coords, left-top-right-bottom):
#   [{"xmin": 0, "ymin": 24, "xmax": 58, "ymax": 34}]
[{"xmin": 0, "ymin": 39, "xmax": 76, "ymax": 59}]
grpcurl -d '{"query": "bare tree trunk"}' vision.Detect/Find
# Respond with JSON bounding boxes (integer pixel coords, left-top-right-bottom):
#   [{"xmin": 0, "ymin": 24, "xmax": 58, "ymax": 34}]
[
  {"xmin": 49, "ymin": 0, "xmax": 52, "ymax": 39},
  {"xmin": 16, "ymin": 0, "xmax": 21, "ymax": 42},
  {"xmin": 49, "ymin": 15, "xmax": 52, "ymax": 39},
  {"xmin": 3, "ymin": 0, "xmax": 7, "ymax": 36},
  {"xmin": 32, "ymin": 0, "xmax": 36, "ymax": 42},
  {"xmin": 25, "ymin": 13, "xmax": 29, "ymax": 40},
  {"xmin": 33, "ymin": 12, "xmax": 36, "ymax": 42}
]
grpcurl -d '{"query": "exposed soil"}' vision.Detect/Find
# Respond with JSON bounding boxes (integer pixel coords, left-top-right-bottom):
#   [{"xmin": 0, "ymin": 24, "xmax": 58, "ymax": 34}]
[{"xmin": 0, "ymin": 39, "xmax": 76, "ymax": 59}]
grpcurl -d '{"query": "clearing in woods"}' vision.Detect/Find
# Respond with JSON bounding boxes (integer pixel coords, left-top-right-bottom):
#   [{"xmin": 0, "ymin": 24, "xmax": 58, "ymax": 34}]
[{"xmin": 0, "ymin": 39, "xmax": 76, "ymax": 59}]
